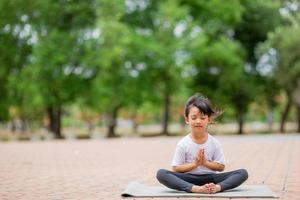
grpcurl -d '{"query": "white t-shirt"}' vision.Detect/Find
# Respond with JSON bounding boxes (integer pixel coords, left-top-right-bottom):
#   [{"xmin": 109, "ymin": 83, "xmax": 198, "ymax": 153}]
[{"xmin": 171, "ymin": 133, "xmax": 225, "ymax": 174}]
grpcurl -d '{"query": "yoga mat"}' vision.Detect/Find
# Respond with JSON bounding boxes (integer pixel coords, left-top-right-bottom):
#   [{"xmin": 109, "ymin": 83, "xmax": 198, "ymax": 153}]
[{"xmin": 121, "ymin": 182, "xmax": 278, "ymax": 198}]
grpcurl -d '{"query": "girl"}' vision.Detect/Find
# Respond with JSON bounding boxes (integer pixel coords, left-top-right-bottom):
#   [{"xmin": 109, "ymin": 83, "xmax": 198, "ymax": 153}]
[{"xmin": 156, "ymin": 93, "xmax": 248, "ymax": 193}]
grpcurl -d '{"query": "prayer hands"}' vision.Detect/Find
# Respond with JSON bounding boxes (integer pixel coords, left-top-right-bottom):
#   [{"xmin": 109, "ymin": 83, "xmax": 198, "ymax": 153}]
[{"xmin": 194, "ymin": 148, "xmax": 207, "ymax": 166}]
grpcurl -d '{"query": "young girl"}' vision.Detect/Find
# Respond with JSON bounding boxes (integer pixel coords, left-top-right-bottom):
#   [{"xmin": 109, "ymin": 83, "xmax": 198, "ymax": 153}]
[{"xmin": 156, "ymin": 93, "xmax": 248, "ymax": 194}]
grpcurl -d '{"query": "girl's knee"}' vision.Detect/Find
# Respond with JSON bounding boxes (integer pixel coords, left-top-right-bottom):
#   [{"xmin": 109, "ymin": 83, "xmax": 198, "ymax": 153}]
[
  {"xmin": 156, "ymin": 169, "xmax": 168, "ymax": 182},
  {"xmin": 238, "ymin": 169, "xmax": 248, "ymax": 181}
]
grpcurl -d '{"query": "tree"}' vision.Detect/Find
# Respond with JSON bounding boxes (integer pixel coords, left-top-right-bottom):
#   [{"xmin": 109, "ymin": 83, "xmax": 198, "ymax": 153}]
[
  {"xmin": 78, "ymin": 0, "xmax": 148, "ymax": 137},
  {"xmin": 231, "ymin": 0, "xmax": 282, "ymax": 133},
  {"xmin": 147, "ymin": 1, "xmax": 190, "ymax": 135},
  {"xmin": 260, "ymin": 0, "xmax": 300, "ymax": 132},
  {"xmin": 14, "ymin": 0, "xmax": 97, "ymax": 138},
  {"xmin": 266, "ymin": 25, "xmax": 300, "ymax": 132},
  {"xmin": 0, "ymin": 0, "xmax": 34, "ymax": 122},
  {"xmin": 122, "ymin": 0, "xmax": 192, "ymax": 135}
]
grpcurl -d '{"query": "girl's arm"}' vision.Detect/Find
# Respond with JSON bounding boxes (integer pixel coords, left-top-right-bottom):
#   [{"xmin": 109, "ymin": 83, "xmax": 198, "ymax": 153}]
[
  {"xmin": 172, "ymin": 160, "xmax": 225, "ymax": 173},
  {"xmin": 203, "ymin": 161, "xmax": 225, "ymax": 172},
  {"xmin": 172, "ymin": 161, "xmax": 198, "ymax": 173}
]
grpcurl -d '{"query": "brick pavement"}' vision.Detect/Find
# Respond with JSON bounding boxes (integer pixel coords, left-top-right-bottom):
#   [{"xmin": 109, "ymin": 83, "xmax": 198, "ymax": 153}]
[{"xmin": 0, "ymin": 134, "xmax": 299, "ymax": 200}]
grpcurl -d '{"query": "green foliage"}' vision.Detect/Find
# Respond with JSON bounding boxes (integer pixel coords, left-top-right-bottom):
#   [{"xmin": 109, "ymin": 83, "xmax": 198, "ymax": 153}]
[
  {"xmin": 267, "ymin": 25, "xmax": 300, "ymax": 92},
  {"xmin": 84, "ymin": 0, "xmax": 137, "ymax": 112},
  {"xmin": 30, "ymin": 0, "xmax": 96, "ymax": 31},
  {"xmin": 235, "ymin": 0, "xmax": 281, "ymax": 64},
  {"xmin": 180, "ymin": 0, "xmax": 244, "ymax": 28},
  {"xmin": 142, "ymin": 0, "xmax": 191, "ymax": 105},
  {"xmin": 1, "ymin": 0, "xmax": 299, "ymax": 136},
  {"xmin": 188, "ymin": 34, "xmax": 245, "ymax": 102},
  {"xmin": 0, "ymin": 0, "xmax": 34, "ymax": 120},
  {"xmin": 26, "ymin": 31, "xmax": 88, "ymax": 106}
]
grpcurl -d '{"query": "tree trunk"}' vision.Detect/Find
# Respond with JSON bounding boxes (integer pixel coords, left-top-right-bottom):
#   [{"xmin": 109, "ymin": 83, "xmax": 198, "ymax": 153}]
[
  {"xmin": 267, "ymin": 108, "xmax": 273, "ymax": 132},
  {"xmin": 236, "ymin": 111, "xmax": 244, "ymax": 134},
  {"xmin": 162, "ymin": 91, "xmax": 170, "ymax": 135},
  {"xmin": 131, "ymin": 113, "xmax": 138, "ymax": 134},
  {"xmin": 297, "ymin": 105, "xmax": 300, "ymax": 133},
  {"xmin": 47, "ymin": 106, "xmax": 62, "ymax": 139},
  {"xmin": 232, "ymin": 94, "xmax": 247, "ymax": 135},
  {"xmin": 180, "ymin": 116, "xmax": 186, "ymax": 133},
  {"xmin": 107, "ymin": 107, "xmax": 119, "ymax": 138},
  {"xmin": 11, "ymin": 119, "xmax": 16, "ymax": 132},
  {"xmin": 293, "ymin": 80, "xmax": 300, "ymax": 133},
  {"xmin": 87, "ymin": 121, "xmax": 94, "ymax": 135},
  {"xmin": 280, "ymin": 93, "xmax": 292, "ymax": 133},
  {"xmin": 20, "ymin": 117, "xmax": 27, "ymax": 133}
]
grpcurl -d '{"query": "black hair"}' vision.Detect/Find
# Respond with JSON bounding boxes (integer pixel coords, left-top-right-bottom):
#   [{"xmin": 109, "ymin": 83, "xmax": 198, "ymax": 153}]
[{"xmin": 184, "ymin": 93, "xmax": 221, "ymax": 118}]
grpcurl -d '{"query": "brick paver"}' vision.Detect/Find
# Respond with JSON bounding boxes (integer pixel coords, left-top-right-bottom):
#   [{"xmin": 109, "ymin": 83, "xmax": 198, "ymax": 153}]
[{"xmin": 0, "ymin": 134, "xmax": 299, "ymax": 200}]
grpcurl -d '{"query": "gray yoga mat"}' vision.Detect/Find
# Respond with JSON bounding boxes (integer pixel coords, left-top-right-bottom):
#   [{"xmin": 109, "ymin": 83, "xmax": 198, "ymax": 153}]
[{"xmin": 121, "ymin": 182, "xmax": 278, "ymax": 198}]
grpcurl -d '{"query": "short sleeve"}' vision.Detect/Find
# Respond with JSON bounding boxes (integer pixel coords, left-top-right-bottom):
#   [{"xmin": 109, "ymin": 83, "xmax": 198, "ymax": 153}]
[
  {"xmin": 171, "ymin": 144, "xmax": 185, "ymax": 166},
  {"xmin": 213, "ymin": 140, "xmax": 225, "ymax": 165}
]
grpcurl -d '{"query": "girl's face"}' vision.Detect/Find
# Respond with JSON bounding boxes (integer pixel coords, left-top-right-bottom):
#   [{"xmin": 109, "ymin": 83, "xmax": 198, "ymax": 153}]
[{"xmin": 185, "ymin": 106, "xmax": 211, "ymax": 134}]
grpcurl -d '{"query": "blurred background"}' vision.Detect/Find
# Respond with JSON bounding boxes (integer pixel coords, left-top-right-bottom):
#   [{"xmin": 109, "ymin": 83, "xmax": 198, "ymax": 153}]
[{"xmin": 0, "ymin": 0, "xmax": 299, "ymax": 141}]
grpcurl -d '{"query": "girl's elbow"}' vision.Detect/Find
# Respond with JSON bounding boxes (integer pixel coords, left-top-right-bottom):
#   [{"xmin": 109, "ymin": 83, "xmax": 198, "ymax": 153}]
[
  {"xmin": 219, "ymin": 164, "xmax": 225, "ymax": 172},
  {"xmin": 172, "ymin": 166, "xmax": 184, "ymax": 173},
  {"xmin": 172, "ymin": 166, "xmax": 179, "ymax": 172}
]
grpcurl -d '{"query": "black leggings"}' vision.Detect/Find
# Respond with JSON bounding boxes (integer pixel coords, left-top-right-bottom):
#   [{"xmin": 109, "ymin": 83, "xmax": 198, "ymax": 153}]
[{"xmin": 156, "ymin": 169, "xmax": 248, "ymax": 192}]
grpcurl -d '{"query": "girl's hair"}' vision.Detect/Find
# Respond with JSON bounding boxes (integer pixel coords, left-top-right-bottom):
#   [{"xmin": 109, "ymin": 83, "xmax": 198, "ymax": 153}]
[{"xmin": 184, "ymin": 93, "xmax": 222, "ymax": 119}]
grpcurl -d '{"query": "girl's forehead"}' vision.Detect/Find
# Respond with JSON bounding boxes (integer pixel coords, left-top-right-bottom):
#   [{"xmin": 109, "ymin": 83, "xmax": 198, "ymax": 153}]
[{"xmin": 189, "ymin": 106, "xmax": 205, "ymax": 116}]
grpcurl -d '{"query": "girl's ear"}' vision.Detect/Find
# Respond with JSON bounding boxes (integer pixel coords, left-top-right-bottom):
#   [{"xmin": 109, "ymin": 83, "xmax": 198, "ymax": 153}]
[
  {"xmin": 185, "ymin": 116, "xmax": 189, "ymax": 124},
  {"xmin": 208, "ymin": 116, "xmax": 213, "ymax": 124}
]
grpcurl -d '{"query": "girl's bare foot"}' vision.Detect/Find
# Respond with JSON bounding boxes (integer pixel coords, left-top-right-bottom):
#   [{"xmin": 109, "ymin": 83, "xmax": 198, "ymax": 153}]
[
  {"xmin": 191, "ymin": 184, "xmax": 211, "ymax": 193},
  {"xmin": 207, "ymin": 183, "xmax": 222, "ymax": 194}
]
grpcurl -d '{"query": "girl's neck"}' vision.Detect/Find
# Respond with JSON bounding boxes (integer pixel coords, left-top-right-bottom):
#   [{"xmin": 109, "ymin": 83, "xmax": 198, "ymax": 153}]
[{"xmin": 190, "ymin": 131, "xmax": 208, "ymax": 144}]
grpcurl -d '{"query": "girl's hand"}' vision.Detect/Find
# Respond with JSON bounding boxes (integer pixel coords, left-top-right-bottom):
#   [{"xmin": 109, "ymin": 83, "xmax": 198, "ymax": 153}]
[{"xmin": 195, "ymin": 148, "xmax": 207, "ymax": 166}]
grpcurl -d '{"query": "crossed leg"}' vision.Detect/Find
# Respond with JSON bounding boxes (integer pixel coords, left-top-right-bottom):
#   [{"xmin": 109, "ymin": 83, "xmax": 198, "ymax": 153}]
[{"xmin": 156, "ymin": 169, "xmax": 248, "ymax": 193}]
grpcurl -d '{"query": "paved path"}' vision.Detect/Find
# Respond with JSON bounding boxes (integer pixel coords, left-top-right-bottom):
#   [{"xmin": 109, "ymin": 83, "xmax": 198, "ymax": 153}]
[{"xmin": 0, "ymin": 134, "xmax": 299, "ymax": 200}]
